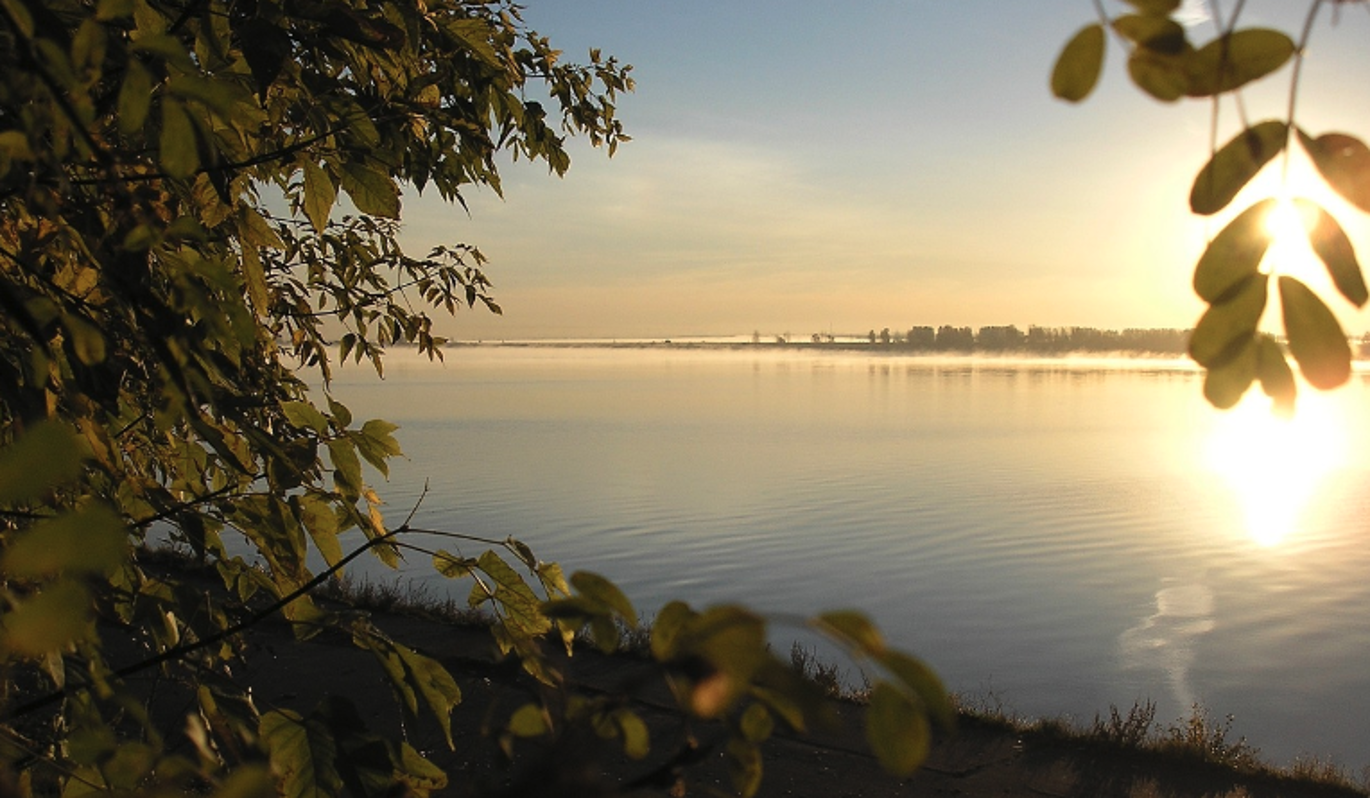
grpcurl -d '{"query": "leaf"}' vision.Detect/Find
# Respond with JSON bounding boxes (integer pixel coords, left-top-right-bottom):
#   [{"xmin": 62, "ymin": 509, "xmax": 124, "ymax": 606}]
[
  {"xmin": 1293, "ymin": 198, "xmax": 1367, "ymax": 307},
  {"xmin": 236, "ymin": 17, "xmax": 292, "ymax": 97},
  {"xmin": 1185, "ymin": 29, "xmax": 1295, "ymax": 97},
  {"xmin": 1051, "ymin": 24, "xmax": 1105, "ymax": 103},
  {"xmin": 478, "ymin": 551, "xmax": 551, "ymax": 637},
  {"xmin": 0, "ymin": 505, "xmax": 127, "ymax": 578},
  {"xmin": 296, "ymin": 493, "xmax": 342, "ymax": 570},
  {"xmin": 1280, "ymin": 276, "xmax": 1351, "ymax": 390},
  {"xmin": 877, "ymin": 650, "xmax": 954, "ymax": 728},
  {"xmin": 1192, "ymin": 199, "xmax": 1276, "ymax": 303},
  {"xmin": 816, "ymin": 610, "xmax": 885, "ymax": 656},
  {"xmin": 433, "ymin": 550, "xmax": 474, "ymax": 578},
  {"xmin": 1113, "ymin": 15, "xmax": 1187, "ymax": 53},
  {"xmin": 159, "ymin": 97, "xmax": 199, "ymax": 178},
  {"xmin": 739, "ymin": 703, "xmax": 774, "ymax": 744},
  {"xmin": 259, "ymin": 710, "xmax": 343, "ymax": 798},
  {"xmin": 1127, "ymin": 48, "xmax": 1189, "ymax": 102},
  {"xmin": 1189, "ymin": 274, "xmax": 1268, "ymax": 368},
  {"xmin": 725, "ymin": 738, "xmax": 764, "ymax": 798},
  {"xmin": 1300, "ymin": 130, "xmax": 1370, "ymax": 213},
  {"xmin": 570, "ymin": 571, "xmax": 636, "ymax": 622},
  {"xmin": 1190, "ymin": 121, "xmax": 1287, "ymax": 215},
  {"xmin": 281, "ymin": 401, "xmax": 329, "ymax": 434},
  {"xmin": 1124, "ymin": 0, "xmax": 1181, "ymax": 12},
  {"xmin": 507, "ymin": 703, "xmax": 549, "ymax": 738},
  {"xmin": 1, "ymin": 579, "xmax": 93, "ymax": 658},
  {"xmin": 0, "ymin": 419, "xmax": 85, "ymax": 504},
  {"xmin": 1254, "ymin": 334, "xmax": 1295, "ymax": 416},
  {"xmin": 302, "ymin": 161, "xmax": 336, "ymax": 232},
  {"xmin": 340, "ymin": 162, "xmax": 400, "ymax": 218},
  {"xmin": 865, "ymin": 682, "xmax": 932, "ymax": 777},
  {"xmin": 392, "ymin": 644, "xmax": 463, "ymax": 747},
  {"xmin": 615, "ymin": 709, "xmax": 651, "ymax": 759},
  {"xmin": 356, "ymin": 419, "xmax": 403, "ymax": 476},
  {"xmin": 1203, "ymin": 336, "xmax": 1256, "ymax": 409},
  {"xmin": 117, "ymin": 59, "xmax": 154, "ymax": 134},
  {"xmin": 650, "ymin": 600, "xmax": 693, "ymax": 661},
  {"xmin": 327, "ymin": 439, "xmax": 362, "ymax": 500}
]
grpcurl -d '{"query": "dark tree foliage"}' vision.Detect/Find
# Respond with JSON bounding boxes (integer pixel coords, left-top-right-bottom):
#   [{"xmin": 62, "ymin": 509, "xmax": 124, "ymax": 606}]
[{"xmin": 0, "ymin": 2, "xmax": 947, "ymax": 795}]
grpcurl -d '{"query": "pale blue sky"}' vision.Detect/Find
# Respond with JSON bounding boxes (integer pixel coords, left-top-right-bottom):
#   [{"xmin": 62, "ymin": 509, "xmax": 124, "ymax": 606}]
[{"xmin": 400, "ymin": 2, "xmax": 1370, "ymax": 340}]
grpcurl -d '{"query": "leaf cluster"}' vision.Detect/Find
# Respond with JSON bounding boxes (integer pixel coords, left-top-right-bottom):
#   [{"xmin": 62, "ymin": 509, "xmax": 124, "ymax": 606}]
[{"xmin": 1053, "ymin": 0, "xmax": 1370, "ymax": 413}]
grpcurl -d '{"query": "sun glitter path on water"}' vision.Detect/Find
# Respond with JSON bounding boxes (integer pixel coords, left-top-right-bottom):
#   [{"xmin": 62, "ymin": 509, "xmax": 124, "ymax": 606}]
[{"xmin": 1203, "ymin": 390, "xmax": 1348, "ymax": 548}]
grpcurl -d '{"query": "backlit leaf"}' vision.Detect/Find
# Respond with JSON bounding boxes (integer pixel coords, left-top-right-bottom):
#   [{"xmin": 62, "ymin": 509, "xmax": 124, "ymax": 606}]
[
  {"xmin": 159, "ymin": 98, "xmax": 199, "ymax": 178},
  {"xmin": 2, "ymin": 579, "xmax": 93, "ymax": 657},
  {"xmin": 478, "ymin": 550, "xmax": 551, "ymax": 637},
  {"xmin": 1113, "ymin": 15, "xmax": 1187, "ymax": 53},
  {"xmin": 1190, "ymin": 122, "xmax": 1287, "ymax": 215},
  {"xmin": 433, "ymin": 550, "xmax": 474, "ymax": 578},
  {"xmin": 816, "ymin": 610, "xmax": 885, "ymax": 656},
  {"xmin": 1280, "ymin": 276, "xmax": 1351, "ymax": 390},
  {"xmin": 281, "ymin": 401, "xmax": 328, "ymax": 434},
  {"xmin": 117, "ymin": 59, "xmax": 153, "ymax": 134},
  {"xmin": 865, "ymin": 681, "xmax": 931, "ymax": 777},
  {"xmin": 1299, "ymin": 130, "xmax": 1370, "ymax": 213},
  {"xmin": 1203, "ymin": 336, "xmax": 1256, "ymax": 409},
  {"xmin": 302, "ymin": 161, "xmax": 336, "ymax": 233},
  {"xmin": 0, "ymin": 420, "xmax": 84, "ymax": 504},
  {"xmin": 340, "ymin": 162, "xmax": 400, "ymax": 218},
  {"xmin": 725, "ymin": 738, "xmax": 764, "ymax": 798},
  {"xmin": 1051, "ymin": 24, "xmax": 1105, "ymax": 103},
  {"xmin": 508, "ymin": 703, "xmax": 549, "ymax": 737},
  {"xmin": 1124, "ymin": 0, "xmax": 1181, "ymax": 12},
  {"xmin": 650, "ymin": 600, "xmax": 693, "ymax": 661},
  {"xmin": 0, "ymin": 505, "xmax": 127, "ymax": 578},
  {"xmin": 327, "ymin": 439, "xmax": 362, "ymax": 500},
  {"xmin": 1185, "ymin": 29, "xmax": 1295, "ymax": 97},
  {"xmin": 1128, "ymin": 48, "xmax": 1189, "ymax": 102},
  {"xmin": 1193, "ymin": 199, "xmax": 1275, "ymax": 303},
  {"xmin": 1254, "ymin": 334, "xmax": 1295, "ymax": 416},
  {"xmin": 260, "ymin": 710, "xmax": 343, "ymax": 798},
  {"xmin": 1189, "ymin": 274, "xmax": 1267, "ymax": 368},
  {"xmin": 877, "ymin": 650, "xmax": 954, "ymax": 728},
  {"xmin": 571, "ymin": 570, "xmax": 636, "ymax": 622},
  {"xmin": 1293, "ymin": 198, "xmax": 1367, "ymax": 307},
  {"xmin": 295, "ymin": 493, "xmax": 342, "ymax": 569},
  {"xmin": 739, "ymin": 703, "xmax": 773, "ymax": 744}
]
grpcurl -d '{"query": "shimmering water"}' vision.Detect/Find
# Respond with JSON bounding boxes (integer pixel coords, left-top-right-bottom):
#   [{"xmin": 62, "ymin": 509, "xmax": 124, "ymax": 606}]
[{"xmin": 322, "ymin": 345, "xmax": 1370, "ymax": 768}]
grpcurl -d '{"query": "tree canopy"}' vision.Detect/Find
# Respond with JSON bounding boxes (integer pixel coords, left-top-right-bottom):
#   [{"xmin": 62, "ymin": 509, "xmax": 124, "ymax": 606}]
[{"xmin": 0, "ymin": 1, "xmax": 947, "ymax": 796}]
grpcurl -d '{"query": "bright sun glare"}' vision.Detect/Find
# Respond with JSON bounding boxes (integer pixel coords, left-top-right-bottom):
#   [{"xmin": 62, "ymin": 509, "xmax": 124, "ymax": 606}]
[{"xmin": 1203, "ymin": 391, "xmax": 1347, "ymax": 548}]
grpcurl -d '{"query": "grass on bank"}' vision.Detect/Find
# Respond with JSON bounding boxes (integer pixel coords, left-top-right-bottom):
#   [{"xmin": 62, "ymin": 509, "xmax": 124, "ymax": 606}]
[{"xmin": 139, "ymin": 548, "xmax": 1369, "ymax": 795}]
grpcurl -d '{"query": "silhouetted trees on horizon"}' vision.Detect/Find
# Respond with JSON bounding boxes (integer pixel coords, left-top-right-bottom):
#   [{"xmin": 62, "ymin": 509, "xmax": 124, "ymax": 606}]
[{"xmin": 827, "ymin": 325, "xmax": 1192, "ymax": 355}]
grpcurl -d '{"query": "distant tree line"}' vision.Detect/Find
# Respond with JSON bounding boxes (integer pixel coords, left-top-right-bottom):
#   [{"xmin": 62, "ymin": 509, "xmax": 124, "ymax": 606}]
[{"xmin": 813, "ymin": 325, "xmax": 1194, "ymax": 354}]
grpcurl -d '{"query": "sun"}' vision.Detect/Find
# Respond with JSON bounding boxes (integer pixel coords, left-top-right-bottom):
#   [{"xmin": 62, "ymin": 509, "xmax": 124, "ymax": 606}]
[{"xmin": 1203, "ymin": 390, "xmax": 1347, "ymax": 548}]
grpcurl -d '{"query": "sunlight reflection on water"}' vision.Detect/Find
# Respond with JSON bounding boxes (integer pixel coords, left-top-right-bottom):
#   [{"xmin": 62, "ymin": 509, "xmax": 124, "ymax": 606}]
[{"xmin": 320, "ymin": 347, "xmax": 1370, "ymax": 768}]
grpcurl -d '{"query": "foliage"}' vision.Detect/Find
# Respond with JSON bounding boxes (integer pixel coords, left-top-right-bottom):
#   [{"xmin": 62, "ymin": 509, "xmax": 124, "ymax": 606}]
[
  {"xmin": 1053, "ymin": 0, "xmax": 1370, "ymax": 414},
  {"xmin": 0, "ymin": 0, "xmax": 947, "ymax": 795}
]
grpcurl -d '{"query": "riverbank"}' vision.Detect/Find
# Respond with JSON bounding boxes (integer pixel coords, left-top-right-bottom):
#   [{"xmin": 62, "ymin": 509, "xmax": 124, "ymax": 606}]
[{"xmin": 166, "ymin": 563, "xmax": 1360, "ymax": 798}]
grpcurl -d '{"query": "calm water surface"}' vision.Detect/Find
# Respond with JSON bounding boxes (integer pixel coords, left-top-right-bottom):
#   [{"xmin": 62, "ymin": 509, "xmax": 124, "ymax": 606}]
[{"xmin": 324, "ymin": 346, "xmax": 1370, "ymax": 768}]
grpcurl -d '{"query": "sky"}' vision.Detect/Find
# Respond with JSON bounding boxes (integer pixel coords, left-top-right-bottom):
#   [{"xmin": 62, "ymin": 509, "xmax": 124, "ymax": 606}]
[{"xmin": 398, "ymin": 1, "xmax": 1370, "ymax": 341}]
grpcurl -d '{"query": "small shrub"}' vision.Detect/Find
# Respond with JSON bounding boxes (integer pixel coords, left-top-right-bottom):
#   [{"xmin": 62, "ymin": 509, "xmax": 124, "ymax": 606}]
[
  {"xmin": 1091, "ymin": 700, "xmax": 1156, "ymax": 748},
  {"xmin": 1158, "ymin": 704, "xmax": 1262, "ymax": 770}
]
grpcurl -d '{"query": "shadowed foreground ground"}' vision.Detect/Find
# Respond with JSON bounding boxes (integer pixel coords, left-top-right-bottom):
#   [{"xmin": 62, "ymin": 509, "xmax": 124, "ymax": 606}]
[{"xmin": 128, "ymin": 601, "xmax": 1366, "ymax": 798}]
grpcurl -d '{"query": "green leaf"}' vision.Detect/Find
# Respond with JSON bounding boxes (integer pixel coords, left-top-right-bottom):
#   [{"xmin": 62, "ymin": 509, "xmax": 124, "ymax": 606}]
[
  {"xmin": 816, "ymin": 610, "xmax": 885, "ymax": 656},
  {"xmin": 615, "ymin": 708, "xmax": 651, "ymax": 759},
  {"xmin": 650, "ymin": 600, "xmax": 693, "ymax": 661},
  {"xmin": 1185, "ymin": 29, "xmax": 1295, "ymax": 97},
  {"xmin": 877, "ymin": 650, "xmax": 954, "ymax": 728},
  {"xmin": 0, "ymin": 505, "xmax": 127, "ymax": 578},
  {"xmin": 739, "ymin": 703, "xmax": 774, "ymax": 744},
  {"xmin": 1189, "ymin": 274, "xmax": 1268, "ymax": 368},
  {"xmin": 1299, "ymin": 130, "xmax": 1370, "ymax": 214},
  {"xmin": 1113, "ymin": 15, "xmax": 1187, "ymax": 53},
  {"xmin": 302, "ymin": 161, "xmax": 336, "ymax": 233},
  {"xmin": 1190, "ymin": 121, "xmax": 1287, "ymax": 215},
  {"xmin": 864, "ymin": 681, "xmax": 932, "ymax": 777},
  {"xmin": 1051, "ymin": 24, "xmax": 1105, "ymax": 103},
  {"xmin": 393, "ymin": 644, "xmax": 463, "ymax": 747},
  {"xmin": 339, "ymin": 162, "xmax": 400, "ymax": 218},
  {"xmin": 1127, "ymin": 48, "xmax": 1189, "ymax": 102},
  {"xmin": 159, "ymin": 98, "xmax": 199, "ymax": 178},
  {"xmin": 1123, "ymin": 0, "xmax": 1181, "ymax": 12},
  {"xmin": 725, "ymin": 738, "xmax": 764, "ymax": 798},
  {"xmin": 570, "ymin": 570, "xmax": 636, "ymax": 622},
  {"xmin": 1192, "ymin": 199, "xmax": 1276, "ymax": 303},
  {"xmin": 1293, "ymin": 198, "xmax": 1368, "ymax": 307},
  {"xmin": 508, "ymin": 703, "xmax": 549, "ymax": 738},
  {"xmin": 327, "ymin": 439, "xmax": 362, "ymax": 500},
  {"xmin": 1203, "ymin": 335, "xmax": 1256, "ymax": 409},
  {"xmin": 1280, "ymin": 276, "xmax": 1351, "ymax": 390},
  {"xmin": 1, "ymin": 579, "xmax": 93, "ymax": 658},
  {"xmin": 281, "ymin": 401, "xmax": 329, "ymax": 434},
  {"xmin": 433, "ymin": 550, "xmax": 475, "ymax": 578},
  {"xmin": 118, "ymin": 59, "xmax": 153, "ymax": 134},
  {"xmin": 356, "ymin": 419, "xmax": 403, "ymax": 476},
  {"xmin": 477, "ymin": 550, "xmax": 551, "ymax": 637},
  {"xmin": 259, "ymin": 710, "xmax": 343, "ymax": 798},
  {"xmin": 0, "ymin": 420, "xmax": 85, "ymax": 505},
  {"xmin": 1254, "ymin": 334, "xmax": 1295, "ymax": 416},
  {"xmin": 295, "ymin": 493, "xmax": 342, "ymax": 570}
]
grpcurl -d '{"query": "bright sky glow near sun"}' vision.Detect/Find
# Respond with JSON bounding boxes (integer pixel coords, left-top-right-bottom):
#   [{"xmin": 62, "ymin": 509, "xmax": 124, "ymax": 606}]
[{"xmin": 397, "ymin": 1, "xmax": 1370, "ymax": 340}]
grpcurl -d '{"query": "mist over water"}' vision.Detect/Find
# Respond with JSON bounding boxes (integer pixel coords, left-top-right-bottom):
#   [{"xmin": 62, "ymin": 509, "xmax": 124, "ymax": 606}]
[{"xmin": 321, "ymin": 345, "xmax": 1370, "ymax": 769}]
